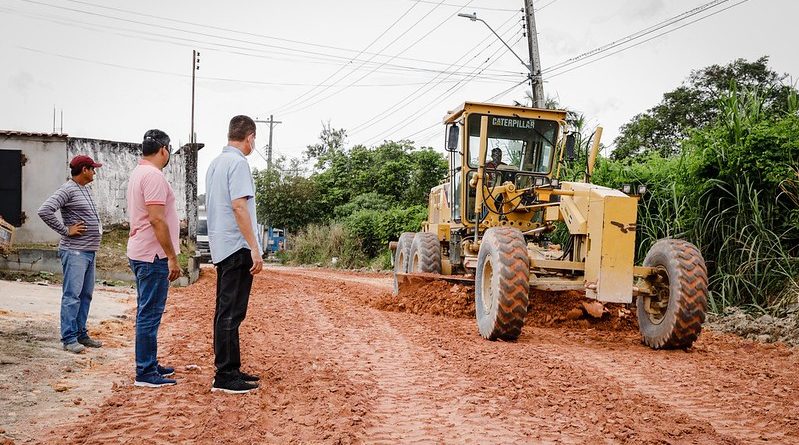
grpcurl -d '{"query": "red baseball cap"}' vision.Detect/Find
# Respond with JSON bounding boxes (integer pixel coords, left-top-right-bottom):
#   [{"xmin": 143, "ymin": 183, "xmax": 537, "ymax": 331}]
[{"xmin": 69, "ymin": 155, "xmax": 102, "ymax": 169}]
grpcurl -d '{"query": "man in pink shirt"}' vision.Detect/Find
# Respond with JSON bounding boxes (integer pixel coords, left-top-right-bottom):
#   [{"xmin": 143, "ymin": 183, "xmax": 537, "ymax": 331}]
[{"xmin": 126, "ymin": 129, "xmax": 181, "ymax": 388}]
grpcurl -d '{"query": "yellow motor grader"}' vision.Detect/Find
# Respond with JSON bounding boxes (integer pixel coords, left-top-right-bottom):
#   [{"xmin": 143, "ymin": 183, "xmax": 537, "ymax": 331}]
[{"xmin": 391, "ymin": 102, "xmax": 708, "ymax": 349}]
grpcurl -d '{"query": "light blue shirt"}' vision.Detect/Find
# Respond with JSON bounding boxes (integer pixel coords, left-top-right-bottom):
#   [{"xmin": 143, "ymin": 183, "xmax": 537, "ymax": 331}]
[{"xmin": 205, "ymin": 146, "xmax": 262, "ymax": 264}]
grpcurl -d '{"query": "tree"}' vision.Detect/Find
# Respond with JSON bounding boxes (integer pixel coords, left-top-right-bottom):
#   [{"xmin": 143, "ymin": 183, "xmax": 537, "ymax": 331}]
[
  {"xmin": 612, "ymin": 57, "xmax": 797, "ymax": 160},
  {"xmin": 310, "ymin": 138, "xmax": 447, "ymax": 217},
  {"xmin": 305, "ymin": 121, "xmax": 347, "ymax": 169},
  {"xmin": 253, "ymin": 157, "xmax": 321, "ymax": 233}
]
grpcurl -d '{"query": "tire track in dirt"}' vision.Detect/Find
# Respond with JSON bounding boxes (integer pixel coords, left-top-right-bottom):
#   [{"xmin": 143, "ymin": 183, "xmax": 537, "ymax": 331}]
[
  {"xmin": 42, "ymin": 269, "xmax": 371, "ymax": 445},
  {"xmin": 530, "ymin": 329, "xmax": 799, "ymax": 443},
  {"xmin": 372, "ymin": 311, "xmax": 741, "ymax": 444},
  {"xmin": 269, "ymin": 269, "xmax": 738, "ymax": 444},
  {"xmin": 275, "ymin": 271, "xmax": 535, "ymax": 444},
  {"xmin": 34, "ymin": 267, "xmax": 799, "ymax": 444},
  {"xmin": 294, "ymin": 268, "xmax": 768, "ymax": 443},
  {"xmin": 274, "ymin": 267, "xmax": 393, "ymax": 291}
]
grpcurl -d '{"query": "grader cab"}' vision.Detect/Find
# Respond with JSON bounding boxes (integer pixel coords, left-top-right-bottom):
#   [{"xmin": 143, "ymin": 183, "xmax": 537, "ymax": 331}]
[{"xmin": 391, "ymin": 102, "xmax": 708, "ymax": 349}]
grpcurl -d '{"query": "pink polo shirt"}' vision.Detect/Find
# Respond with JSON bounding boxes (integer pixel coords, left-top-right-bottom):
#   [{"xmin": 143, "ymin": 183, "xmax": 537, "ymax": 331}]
[{"xmin": 126, "ymin": 160, "xmax": 180, "ymax": 262}]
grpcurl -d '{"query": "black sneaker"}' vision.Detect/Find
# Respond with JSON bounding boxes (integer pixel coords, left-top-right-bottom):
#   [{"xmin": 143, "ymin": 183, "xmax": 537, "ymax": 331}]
[
  {"xmin": 78, "ymin": 336, "xmax": 103, "ymax": 348},
  {"xmin": 134, "ymin": 374, "xmax": 177, "ymax": 388},
  {"xmin": 237, "ymin": 371, "xmax": 260, "ymax": 382},
  {"xmin": 157, "ymin": 364, "xmax": 175, "ymax": 377},
  {"xmin": 211, "ymin": 378, "xmax": 258, "ymax": 394}
]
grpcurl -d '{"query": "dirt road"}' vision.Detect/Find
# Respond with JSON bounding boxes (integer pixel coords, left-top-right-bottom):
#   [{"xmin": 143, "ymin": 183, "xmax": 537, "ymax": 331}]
[{"xmin": 29, "ymin": 266, "xmax": 799, "ymax": 444}]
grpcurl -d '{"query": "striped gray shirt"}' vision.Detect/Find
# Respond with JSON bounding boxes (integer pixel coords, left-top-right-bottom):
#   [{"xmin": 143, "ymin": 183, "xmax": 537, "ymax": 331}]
[{"xmin": 37, "ymin": 180, "xmax": 102, "ymax": 252}]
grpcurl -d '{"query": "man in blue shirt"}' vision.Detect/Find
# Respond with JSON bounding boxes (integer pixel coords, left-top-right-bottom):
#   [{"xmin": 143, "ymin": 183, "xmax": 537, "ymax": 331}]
[{"xmin": 205, "ymin": 115, "xmax": 264, "ymax": 394}]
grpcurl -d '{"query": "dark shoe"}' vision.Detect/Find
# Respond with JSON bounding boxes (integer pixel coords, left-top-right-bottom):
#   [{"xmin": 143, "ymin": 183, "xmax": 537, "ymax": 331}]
[
  {"xmin": 78, "ymin": 336, "xmax": 103, "ymax": 348},
  {"xmin": 211, "ymin": 378, "xmax": 258, "ymax": 394},
  {"xmin": 157, "ymin": 364, "xmax": 175, "ymax": 377},
  {"xmin": 63, "ymin": 342, "xmax": 86, "ymax": 354},
  {"xmin": 134, "ymin": 374, "xmax": 176, "ymax": 388},
  {"xmin": 237, "ymin": 371, "xmax": 260, "ymax": 382}
]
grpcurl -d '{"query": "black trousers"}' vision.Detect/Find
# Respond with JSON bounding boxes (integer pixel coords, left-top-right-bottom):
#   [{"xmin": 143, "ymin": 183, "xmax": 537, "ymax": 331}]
[{"xmin": 213, "ymin": 248, "xmax": 254, "ymax": 381}]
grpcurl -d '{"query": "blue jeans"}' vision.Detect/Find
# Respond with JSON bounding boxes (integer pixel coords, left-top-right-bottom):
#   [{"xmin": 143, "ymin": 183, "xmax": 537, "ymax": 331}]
[
  {"xmin": 59, "ymin": 249, "xmax": 96, "ymax": 345},
  {"xmin": 129, "ymin": 257, "xmax": 169, "ymax": 379}
]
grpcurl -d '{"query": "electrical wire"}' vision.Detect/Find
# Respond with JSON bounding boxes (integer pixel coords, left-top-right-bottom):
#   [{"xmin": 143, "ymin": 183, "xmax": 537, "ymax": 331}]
[
  {"xmin": 14, "ymin": 45, "xmax": 515, "ymax": 88},
  {"xmin": 58, "ymin": 0, "xmax": 519, "ymax": 72},
  {"xmin": 0, "ymin": 5, "xmax": 524, "ymax": 88},
  {"xmin": 393, "ymin": 76, "xmax": 529, "ymax": 146},
  {"xmin": 363, "ymin": 33, "xmax": 525, "ymax": 146},
  {"xmin": 400, "ymin": 0, "xmax": 752, "ymax": 145},
  {"xmin": 266, "ymin": 1, "xmax": 425, "ymax": 115},
  {"xmin": 5, "ymin": 0, "xmax": 520, "ymax": 80},
  {"xmin": 348, "ymin": 13, "xmax": 521, "ymax": 136},
  {"xmin": 275, "ymin": 0, "xmax": 482, "ymax": 116},
  {"xmin": 544, "ymin": 0, "xmax": 751, "ymax": 79},
  {"xmin": 541, "ymin": 0, "xmax": 741, "ymax": 77},
  {"xmin": 410, "ymin": 0, "xmax": 561, "ymax": 12}
]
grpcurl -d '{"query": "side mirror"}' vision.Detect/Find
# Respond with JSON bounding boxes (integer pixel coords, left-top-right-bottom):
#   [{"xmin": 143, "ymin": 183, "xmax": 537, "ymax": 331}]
[
  {"xmin": 565, "ymin": 134, "xmax": 576, "ymax": 161},
  {"xmin": 446, "ymin": 125, "xmax": 459, "ymax": 152}
]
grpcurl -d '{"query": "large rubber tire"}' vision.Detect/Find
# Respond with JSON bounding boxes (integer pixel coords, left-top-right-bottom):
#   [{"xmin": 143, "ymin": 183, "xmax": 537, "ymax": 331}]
[
  {"xmin": 474, "ymin": 227, "xmax": 530, "ymax": 340},
  {"xmin": 409, "ymin": 232, "xmax": 441, "ymax": 274},
  {"xmin": 393, "ymin": 232, "xmax": 416, "ymax": 295},
  {"xmin": 637, "ymin": 239, "xmax": 708, "ymax": 349}
]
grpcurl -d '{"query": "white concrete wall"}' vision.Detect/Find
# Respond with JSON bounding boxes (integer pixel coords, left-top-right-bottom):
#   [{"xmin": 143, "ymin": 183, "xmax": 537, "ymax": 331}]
[
  {"xmin": 0, "ymin": 135, "xmax": 188, "ymax": 246},
  {"xmin": 0, "ymin": 136, "xmax": 67, "ymax": 244},
  {"xmin": 67, "ymin": 138, "xmax": 187, "ymax": 226}
]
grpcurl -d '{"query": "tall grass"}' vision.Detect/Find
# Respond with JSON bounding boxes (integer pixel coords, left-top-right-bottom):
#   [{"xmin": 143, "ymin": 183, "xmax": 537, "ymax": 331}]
[
  {"xmin": 586, "ymin": 84, "xmax": 799, "ymax": 314},
  {"xmin": 694, "ymin": 178, "xmax": 799, "ymax": 313},
  {"xmin": 288, "ymin": 223, "xmax": 367, "ymax": 268},
  {"xmin": 688, "ymin": 85, "xmax": 799, "ymax": 314}
]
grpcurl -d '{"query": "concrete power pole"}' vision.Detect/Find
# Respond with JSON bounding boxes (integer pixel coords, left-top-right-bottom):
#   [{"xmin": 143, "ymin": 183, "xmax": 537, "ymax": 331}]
[
  {"xmin": 524, "ymin": 0, "xmax": 545, "ymax": 108},
  {"xmin": 187, "ymin": 50, "xmax": 202, "ymax": 246},
  {"xmin": 255, "ymin": 115, "xmax": 282, "ymax": 170}
]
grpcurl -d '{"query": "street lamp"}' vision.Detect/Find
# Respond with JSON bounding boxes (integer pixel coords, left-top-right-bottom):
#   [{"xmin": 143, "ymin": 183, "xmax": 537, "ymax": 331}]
[{"xmin": 457, "ymin": 12, "xmax": 532, "ymax": 76}]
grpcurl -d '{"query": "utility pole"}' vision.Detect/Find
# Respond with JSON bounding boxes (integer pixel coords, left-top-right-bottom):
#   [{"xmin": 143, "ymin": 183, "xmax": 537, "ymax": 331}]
[
  {"xmin": 186, "ymin": 50, "xmax": 202, "ymax": 247},
  {"xmin": 523, "ymin": 0, "xmax": 545, "ymax": 108},
  {"xmin": 191, "ymin": 50, "xmax": 200, "ymax": 144},
  {"xmin": 255, "ymin": 115, "xmax": 282, "ymax": 170}
]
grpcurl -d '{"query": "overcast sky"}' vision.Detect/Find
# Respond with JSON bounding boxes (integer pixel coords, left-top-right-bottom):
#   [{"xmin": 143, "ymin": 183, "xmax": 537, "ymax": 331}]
[{"xmin": 1, "ymin": 0, "xmax": 794, "ymax": 192}]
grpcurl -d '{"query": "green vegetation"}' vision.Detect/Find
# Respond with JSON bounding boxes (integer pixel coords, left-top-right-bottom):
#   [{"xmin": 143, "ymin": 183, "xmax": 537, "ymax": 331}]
[
  {"xmin": 255, "ymin": 57, "xmax": 798, "ymax": 314},
  {"xmin": 593, "ymin": 57, "xmax": 799, "ymax": 314},
  {"xmin": 254, "ymin": 126, "xmax": 446, "ymax": 269}
]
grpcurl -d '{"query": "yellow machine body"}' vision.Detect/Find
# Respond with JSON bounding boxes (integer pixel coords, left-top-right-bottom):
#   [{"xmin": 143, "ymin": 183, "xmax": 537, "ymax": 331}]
[{"xmin": 415, "ymin": 101, "xmax": 650, "ymax": 304}]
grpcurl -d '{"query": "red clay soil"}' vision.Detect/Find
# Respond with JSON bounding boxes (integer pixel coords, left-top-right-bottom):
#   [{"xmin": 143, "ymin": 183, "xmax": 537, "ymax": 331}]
[{"xmin": 36, "ymin": 267, "xmax": 799, "ymax": 444}]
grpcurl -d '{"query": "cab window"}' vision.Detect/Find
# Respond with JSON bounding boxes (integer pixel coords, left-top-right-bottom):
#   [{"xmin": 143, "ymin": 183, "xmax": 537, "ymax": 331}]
[{"xmin": 466, "ymin": 114, "xmax": 558, "ymax": 174}]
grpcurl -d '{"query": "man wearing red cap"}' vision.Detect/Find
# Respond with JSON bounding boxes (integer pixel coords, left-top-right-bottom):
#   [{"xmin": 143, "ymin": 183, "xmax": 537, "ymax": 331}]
[{"xmin": 38, "ymin": 155, "xmax": 104, "ymax": 354}]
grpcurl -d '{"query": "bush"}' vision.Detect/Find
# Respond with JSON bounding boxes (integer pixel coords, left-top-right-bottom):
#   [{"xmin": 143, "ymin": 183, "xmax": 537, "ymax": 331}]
[{"xmin": 343, "ymin": 205, "xmax": 427, "ymax": 258}]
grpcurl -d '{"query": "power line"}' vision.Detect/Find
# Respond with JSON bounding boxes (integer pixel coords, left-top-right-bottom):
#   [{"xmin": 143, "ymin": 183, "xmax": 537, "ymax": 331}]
[
  {"xmin": 410, "ymin": 1, "xmax": 518, "ymax": 12},
  {"xmin": 1, "ymin": 5, "xmax": 524, "ymax": 86},
  {"xmin": 59, "ymin": 0, "xmax": 517, "ymax": 74},
  {"xmin": 392, "ymin": 77, "xmax": 529, "ymax": 146},
  {"xmin": 542, "ymin": 0, "xmax": 734, "ymax": 76},
  {"xmin": 349, "ymin": 13, "xmax": 521, "ymax": 136},
  {"xmin": 13, "ymin": 45, "xmax": 513, "ymax": 88},
  {"xmin": 390, "ymin": 0, "xmax": 750, "ymax": 147},
  {"xmin": 276, "ymin": 0, "xmax": 475, "ymax": 116},
  {"xmin": 363, "ymin": 34, "xmax": 525, "ymax": 145},
  {"xmin": 410, "ymin": 0, "xmax": 562, "ymax": 12},
  {"xmin": 7, "ymin": 0, "xmax": 520, "ymax": 78},
  {"xmin": 267, "ymin": 2, "xmax": 424, "ymax": 115},
  {"xmin": 544, "ymin": 0, "xmax": 750, "ymax": 79}
]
